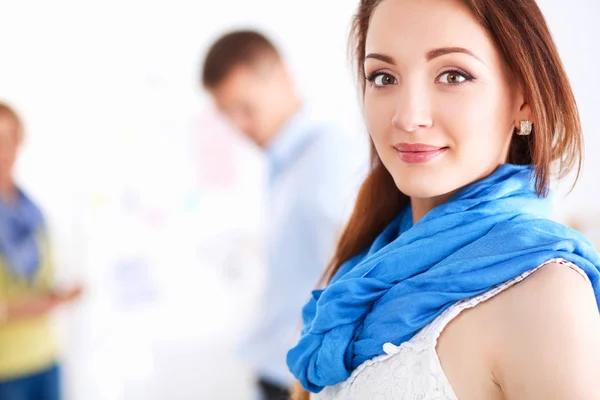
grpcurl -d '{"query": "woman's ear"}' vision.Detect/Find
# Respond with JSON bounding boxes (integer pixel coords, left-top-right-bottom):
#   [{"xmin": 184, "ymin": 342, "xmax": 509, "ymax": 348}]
[{"xmin": 514, "ymin": 85, "xmax": 534, "ymax": 127}]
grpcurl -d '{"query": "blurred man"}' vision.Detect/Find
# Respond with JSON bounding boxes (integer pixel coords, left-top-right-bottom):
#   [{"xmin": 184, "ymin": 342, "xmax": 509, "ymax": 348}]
[{"xmin": 201, "ymin": 30, "xmax": 366, "ymax": 400}]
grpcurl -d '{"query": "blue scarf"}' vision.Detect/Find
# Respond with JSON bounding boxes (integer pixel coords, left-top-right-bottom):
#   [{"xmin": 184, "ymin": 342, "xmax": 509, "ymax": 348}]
[
  {"xmin": 0, "ymin": 188, "xmax": 45, "ymax": 281},
  {"xmin": 287, "ymin": 164, "xmax": 600, "ymax": 393}
]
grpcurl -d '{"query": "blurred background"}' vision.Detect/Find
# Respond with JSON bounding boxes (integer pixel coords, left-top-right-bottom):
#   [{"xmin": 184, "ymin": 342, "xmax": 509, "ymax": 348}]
[{"xmin": 0, "ymin": 0, "xmax": 598, "ymax": 399}]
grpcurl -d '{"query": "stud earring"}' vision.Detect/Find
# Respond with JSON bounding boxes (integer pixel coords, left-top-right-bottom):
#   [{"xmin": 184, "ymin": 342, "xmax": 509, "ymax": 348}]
[{"xmin": 516, "ymin": 120, "xmax": 532, "ymax": 136}]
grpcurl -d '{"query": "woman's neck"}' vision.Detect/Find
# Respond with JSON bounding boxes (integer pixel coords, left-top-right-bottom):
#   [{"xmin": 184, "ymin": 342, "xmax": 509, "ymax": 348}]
[{"xmin": 410, "ymin": 193, "xmax": 453, "ymax": 224}]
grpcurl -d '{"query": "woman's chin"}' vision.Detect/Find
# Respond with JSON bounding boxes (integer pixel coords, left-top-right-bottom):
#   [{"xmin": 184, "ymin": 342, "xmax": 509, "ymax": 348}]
[{"xmin": 394, "ymin": 178, "xmax": 461, "ymax": 201}]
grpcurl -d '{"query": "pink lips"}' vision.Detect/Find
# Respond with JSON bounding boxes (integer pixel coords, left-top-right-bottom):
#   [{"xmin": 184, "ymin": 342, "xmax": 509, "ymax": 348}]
[{"xmin": 394, "ymin": 143, "xmax": 448, "ymax": 164}]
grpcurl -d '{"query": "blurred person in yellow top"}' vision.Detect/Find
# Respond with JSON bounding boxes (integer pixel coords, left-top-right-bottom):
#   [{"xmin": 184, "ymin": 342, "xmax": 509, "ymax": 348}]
[{"xmin": 0, "ymin": 102, "xmax": 82, "ymax": 400}]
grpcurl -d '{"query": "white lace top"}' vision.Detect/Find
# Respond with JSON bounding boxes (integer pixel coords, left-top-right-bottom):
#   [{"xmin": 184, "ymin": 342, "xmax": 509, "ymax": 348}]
[{"xmin": 314, "ymin": 258, "xmax": 589, "ymax": 400}]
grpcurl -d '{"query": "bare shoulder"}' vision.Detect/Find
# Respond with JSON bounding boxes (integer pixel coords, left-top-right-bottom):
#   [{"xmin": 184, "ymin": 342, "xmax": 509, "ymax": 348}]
[
  {"xmin": 511, "ymin": 261, "xmax": 594, "ymax": 307},
  {"xmin": 490, "ymin": 261, "xmax": 600, "ymax": 399}
]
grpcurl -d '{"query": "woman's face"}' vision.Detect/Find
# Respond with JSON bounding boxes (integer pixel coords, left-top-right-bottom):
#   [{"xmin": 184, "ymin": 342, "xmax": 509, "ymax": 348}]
[
  {"xmin": 0, "ymin": 115, "xmax": 20, "ymax": 184},
  {"xmin": 364, "ymin": 0, "xmax": 529, "ymax": 200}
]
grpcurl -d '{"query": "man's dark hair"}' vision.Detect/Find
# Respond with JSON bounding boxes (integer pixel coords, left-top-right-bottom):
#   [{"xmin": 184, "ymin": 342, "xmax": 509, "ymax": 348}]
[{"xmin": 202, "ymin": 30, "xmax": 280, "ymax": 89}]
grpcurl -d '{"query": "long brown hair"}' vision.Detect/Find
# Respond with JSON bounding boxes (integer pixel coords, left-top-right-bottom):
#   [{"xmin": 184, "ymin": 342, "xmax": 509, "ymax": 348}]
[{"xmin": 292, "ymin": 0, "xmax": 582, "ymax": 397}]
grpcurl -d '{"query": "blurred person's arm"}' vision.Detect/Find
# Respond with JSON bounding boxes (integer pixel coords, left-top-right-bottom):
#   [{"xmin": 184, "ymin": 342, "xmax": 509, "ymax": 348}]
[
  {"xmin": 4, "ymin": 227, "xmax": 86, "ymax": 323},
  {"xmin": 304, "ymin": 202, "xmax": 344, "ymax": 279},
  {"xmin": 0, "ymin": 286, "xmax": 82, "ymax": 325},
  {"xmin": 304, "ymin": 132, "xmax": 368, "ymax": 282},
  {"xmin": 304, "ymin": 151, "xmax": 366, "ymax": 282}
]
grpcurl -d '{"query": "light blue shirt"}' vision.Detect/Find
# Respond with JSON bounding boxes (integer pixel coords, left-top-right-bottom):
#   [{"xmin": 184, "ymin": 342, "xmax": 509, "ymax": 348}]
[{"xmin": 240, "ymin": 108, "xmax": 368, "ymax": 386}]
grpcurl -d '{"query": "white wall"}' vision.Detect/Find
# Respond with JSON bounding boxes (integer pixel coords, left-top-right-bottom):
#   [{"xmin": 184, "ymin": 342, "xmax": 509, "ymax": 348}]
[
  {"xmin": 0, "ymin": 0, "xmax": 598, "ymax": 399},
  {"xmin": 538, "ymin": 0, "xmax": 600, "ymax": 235}
]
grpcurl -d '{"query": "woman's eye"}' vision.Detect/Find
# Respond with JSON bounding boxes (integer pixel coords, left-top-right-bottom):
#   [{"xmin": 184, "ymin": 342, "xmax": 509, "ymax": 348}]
[
  {"xmin": 371, "ymin": 73, "xmax": 397, "ymax": 87},
  {"xmin": 437, "ymin": 71, "xmax": 470, "ymax": 85}
]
